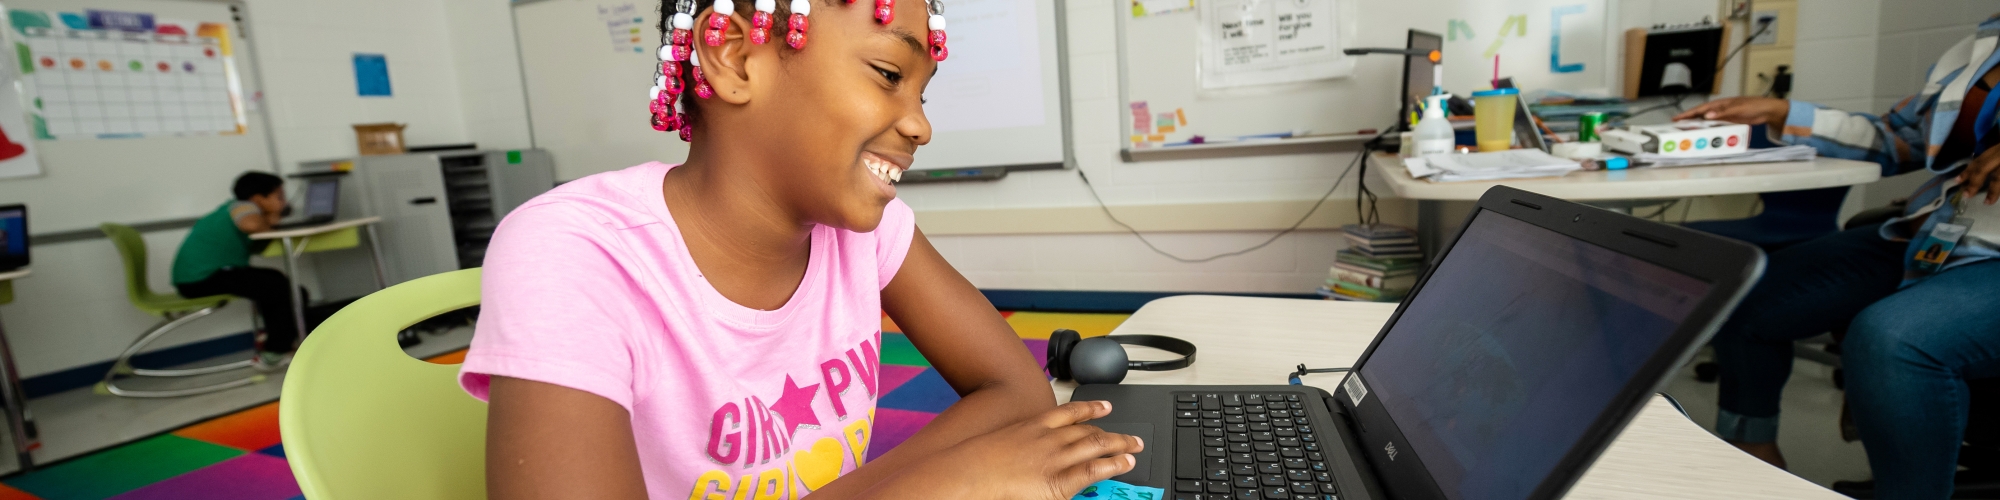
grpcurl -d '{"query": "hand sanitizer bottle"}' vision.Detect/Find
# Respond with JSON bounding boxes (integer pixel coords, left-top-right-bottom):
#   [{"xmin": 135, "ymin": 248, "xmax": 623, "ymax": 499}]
[{"xmin": 1414, "ymin": 94, "xmax": 1455, "ymax": 156}]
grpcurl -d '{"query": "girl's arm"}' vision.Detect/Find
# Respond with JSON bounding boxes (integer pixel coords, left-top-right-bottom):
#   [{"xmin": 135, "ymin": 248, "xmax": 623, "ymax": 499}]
[
  {"xmin": 812, "ymin": 228, "xmax": 1060, "ymax": 496},
  {"xmin": 485, "ymin": 376, "xmax": 648, "ymax": 500}
]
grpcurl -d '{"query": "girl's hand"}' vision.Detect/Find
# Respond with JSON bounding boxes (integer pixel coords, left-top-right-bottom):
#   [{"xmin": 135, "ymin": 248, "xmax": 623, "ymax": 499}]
[{"xmin": 877, "ymin": 401, "xmax": 1144, "ymax": 500}]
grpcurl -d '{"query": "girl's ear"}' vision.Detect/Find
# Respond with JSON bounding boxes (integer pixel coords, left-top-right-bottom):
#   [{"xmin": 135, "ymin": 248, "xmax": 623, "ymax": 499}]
[{"xmin": 698, "ymin": 9, "xmax": 755, "ymax": 106}]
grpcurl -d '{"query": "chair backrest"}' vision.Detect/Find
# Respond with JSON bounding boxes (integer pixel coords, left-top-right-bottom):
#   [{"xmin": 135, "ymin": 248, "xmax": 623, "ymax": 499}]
[
  {"xmin": 280, "ymin": 268, "xmax": 487, "ymax": 500},
  {"xmin": 99, "ymin": 223, "xmax": 163, "ymax": 306}
]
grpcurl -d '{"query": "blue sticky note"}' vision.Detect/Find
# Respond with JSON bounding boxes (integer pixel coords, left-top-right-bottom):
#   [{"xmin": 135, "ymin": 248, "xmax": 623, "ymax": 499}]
[
  {"xmin": 1072, "ymin": 479, "xmax": 1166, "ymax": 500},
  {"xmin": 353, "ymin": 53, "xmax": 392, "ymax": 97}
]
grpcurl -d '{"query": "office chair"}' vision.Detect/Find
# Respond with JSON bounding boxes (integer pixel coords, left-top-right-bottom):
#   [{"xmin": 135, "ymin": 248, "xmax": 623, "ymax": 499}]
[{"xmin": 97, "ymin": 223, "xmax": 268, "ymax": 398}]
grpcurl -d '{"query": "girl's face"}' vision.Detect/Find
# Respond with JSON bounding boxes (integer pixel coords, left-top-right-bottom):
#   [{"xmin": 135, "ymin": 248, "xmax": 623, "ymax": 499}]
[{"xmin": 700, "ymin": 0, "xmax": 938, "ymax": 233}]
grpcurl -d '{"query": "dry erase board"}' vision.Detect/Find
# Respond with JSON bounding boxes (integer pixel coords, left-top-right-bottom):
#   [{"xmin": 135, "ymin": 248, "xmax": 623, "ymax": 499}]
[
  {"xmin": 0, "ymin": 0, "xmax": 276, "ymax": 234},
  {"xmin": 1119, "ymin": 0, "xmax": 1612, "ymax": 151},
  {"xmin": 512, "ymin": 0, "xmax": 1067, "ymax": 181}
]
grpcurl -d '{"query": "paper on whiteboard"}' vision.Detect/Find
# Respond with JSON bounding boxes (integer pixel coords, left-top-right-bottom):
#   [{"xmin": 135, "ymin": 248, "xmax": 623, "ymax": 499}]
[
  {"xmin": 921, "ymin": 0, "xmax": 1045, "ymax": 133},
  {"xmin": 1198, "ymin": 0, "xmax": 1350, "ymax": 89}
]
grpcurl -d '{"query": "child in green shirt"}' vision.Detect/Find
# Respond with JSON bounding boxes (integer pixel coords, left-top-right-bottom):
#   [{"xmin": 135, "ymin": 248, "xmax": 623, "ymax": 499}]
[{"xmin": 170, "ymin": 172, "xmax": 301, "ymax": 366}]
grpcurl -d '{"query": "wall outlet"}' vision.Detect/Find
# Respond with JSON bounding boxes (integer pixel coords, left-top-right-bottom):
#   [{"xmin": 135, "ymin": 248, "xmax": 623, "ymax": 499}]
[{"xmin": 1750, "ymin": 11, "xmax": 1780, "ymax": 45}]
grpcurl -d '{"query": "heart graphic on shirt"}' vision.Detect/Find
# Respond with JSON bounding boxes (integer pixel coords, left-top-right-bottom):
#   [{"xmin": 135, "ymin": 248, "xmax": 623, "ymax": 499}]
[{"xmin": 794, "ymin": 437, "xmax": 845, "ymax": 491}]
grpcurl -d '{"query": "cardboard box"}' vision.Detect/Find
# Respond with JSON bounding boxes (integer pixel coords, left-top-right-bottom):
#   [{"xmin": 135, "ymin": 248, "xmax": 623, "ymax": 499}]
[
  {"xmin": 1602, "ymin": 120, "xmax": 1750, "ymax": 157},
  {"xmin": 353, "ymin": 123, "xmax": 407, "ymax": 156}
]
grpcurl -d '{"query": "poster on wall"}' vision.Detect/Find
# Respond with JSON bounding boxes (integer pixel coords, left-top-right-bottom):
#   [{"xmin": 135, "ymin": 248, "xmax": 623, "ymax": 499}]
[
  {"xmin": 1198, "ymin": 0, "xmax": 1351, "ymax": 89},
  {"xmin": 8, "ymin": 8, "xmax": 248, "ymax": 140},
  {"xmin": 1435, "ymin": 0, "xmax": 1608, "ymax": 96}
]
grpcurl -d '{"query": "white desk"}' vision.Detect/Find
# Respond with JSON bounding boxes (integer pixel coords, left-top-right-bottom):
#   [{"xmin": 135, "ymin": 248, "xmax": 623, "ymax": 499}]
[
  {"xmin": 1055, "ymin": 295, "xmax": 1843, "ymax": 499},
  {"xmin": 0, "ymin": 269, "xmax": 34, "ymax": 471},
  {"xmin": 1365, "ymin": 153, "xmax": 1883, "ymax": 257},
  {"xmin": 251, "ymin": 217, "xmax": 387, "ymax": 342}
]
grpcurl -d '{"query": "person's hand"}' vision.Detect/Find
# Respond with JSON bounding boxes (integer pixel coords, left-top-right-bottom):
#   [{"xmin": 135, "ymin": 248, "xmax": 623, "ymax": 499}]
[
  {"xmin": 880, "ymin": 401, "xmax": 1143, "ymax": 500},
  {"xmin": 1673, "ymin": 96, "xmax": 1790, "ymax": 126},
  {"xmin": 1962, "ymin": 146, "xmax": 2000, "ymax": 205}
]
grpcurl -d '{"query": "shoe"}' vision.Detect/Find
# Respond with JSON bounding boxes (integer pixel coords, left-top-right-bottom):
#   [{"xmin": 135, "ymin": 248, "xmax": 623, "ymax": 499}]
[{"xmin": 252, "ymin": 351, "xmax": 289, "ymax": 372}]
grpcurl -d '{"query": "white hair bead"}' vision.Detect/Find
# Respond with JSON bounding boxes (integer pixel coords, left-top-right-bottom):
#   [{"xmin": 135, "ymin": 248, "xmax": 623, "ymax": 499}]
[
  {"xmin": 690, "ymin": 48, "xmax": 702, "ymax": 66},
  {"xmin": 658, "ymin": 44, "xmax": 675, "ymax": 61},
  {"xmin": 755, "ymin": 0, "xmax": 776, "ymax": 12},
  {"xmin": 928, "ymin": 15, "xmax": 945, "ymax": 31},
  {"xmin": 650, "ymin": 85, "xmax": 663, "ymax": 100},
  {"xmin": 790, "ymin": 0, "xmax": 810, "ymax": 16},
  {"xmin": 657, "ymin": 75, "xmax": 669, "ymax": 88},
  {"xmin": 672, "ymin": 13, "xmax": 695, "ymax": 30},
  {"xmin": 714, "ymin": 0, "xmax": 735, "ymax": 15}
]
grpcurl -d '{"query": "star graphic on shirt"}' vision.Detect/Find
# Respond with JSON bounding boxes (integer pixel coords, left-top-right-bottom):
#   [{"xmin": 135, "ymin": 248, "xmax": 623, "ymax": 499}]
[{"xmin": 770, "ymin": 375, "xmax": 822, "ymax": 439}]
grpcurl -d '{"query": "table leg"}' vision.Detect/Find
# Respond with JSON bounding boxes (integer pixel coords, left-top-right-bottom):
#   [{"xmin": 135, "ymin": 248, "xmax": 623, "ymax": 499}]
[
  {"xmin": 1418, "ymin": 199, "xmax": 1449, "ymax": 263},
  {"xmin": 281, "ymin": 238, "xmax": 308, "ymax": 344},
  {"xmin": 0, "ymin": 316, "xmax": 36, "ymax": 472},
  {"xmin": 363, "ymin": 224, "xmax": 388, "ymax": 290}
]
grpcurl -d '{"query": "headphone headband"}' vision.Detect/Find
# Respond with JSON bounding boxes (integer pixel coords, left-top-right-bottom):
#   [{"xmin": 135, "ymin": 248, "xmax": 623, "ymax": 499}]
[{"xmin": 1111, "ymin": 334, "xmax": 1197, "ymax": 371}]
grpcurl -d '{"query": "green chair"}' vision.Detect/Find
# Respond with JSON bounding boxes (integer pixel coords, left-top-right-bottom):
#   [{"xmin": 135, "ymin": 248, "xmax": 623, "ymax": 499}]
[
  {"xmin": 97, "ymin": 223, "xmax": 265, "ymax": 398},
  {"xmin": 281, "ymin": 268, "xmax": 486, "ymax": 500}
]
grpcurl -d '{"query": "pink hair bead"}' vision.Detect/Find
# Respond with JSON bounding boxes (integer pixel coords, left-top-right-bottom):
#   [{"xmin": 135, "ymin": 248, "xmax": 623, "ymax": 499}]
[
  {"xmin": 664, "ymin": 75, "xmax": 684, "ymax": 94},
  {"xmin": 679, "ymin": 125, "xmax": 693, "ymax": 142},
  {"xmin": 876, "ymin": 6, "xmax": 893, "ymax": 24},
  {"xmin": 930, "ymin": 43, "xmax": 947, "ymax": 61},
  {"xmin": 661, "ymin": 61, "xmax": 680, "ymax": 77},
  {"xmin": 671, "ymin": 29, "xmax": 691, "ymax": 46},
  {"xmin": 788, "ymin": 13, "xmax": 808, "ymax": 32},
  {"xmin": 709, "ymin": 12, "xmax": 729, "ymax": 30},
  {"xmin": 786, "ymin": 27, "xmax": 806, "ymax": 49},
  {"xmin": 669, "ymin": 44, "xmax": 691, "ymax": 62},
  {"xmin": 705, "ymin": 28, "xmax": 724, "ymax": 46},
  {"xmin": 750, "ymin": 11, "xmax": 772, "ymax": 44},
  {"xmin": 929, "ymin": 30, "xmax": 945, "ymax": 45}
]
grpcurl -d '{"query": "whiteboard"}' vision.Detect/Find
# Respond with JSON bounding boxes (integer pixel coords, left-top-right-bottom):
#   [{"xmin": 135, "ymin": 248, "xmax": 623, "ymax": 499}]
[
  {"xmin": 512, "ymin": 0, "xmax": 1066, "ymax": 181},
  {"xmin": 1120, "ymin": 0, "xmax": 1612, "ymax": 148},
  {"xmin": 0, "ymin": 0, "xmax": 275, "ymax": 234}
]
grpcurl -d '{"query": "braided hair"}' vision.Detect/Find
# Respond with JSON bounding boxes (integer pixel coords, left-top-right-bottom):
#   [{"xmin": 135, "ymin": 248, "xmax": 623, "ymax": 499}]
[{"xmin": 647, "ymin": 0, "xmax": 947, "ymax": 141}]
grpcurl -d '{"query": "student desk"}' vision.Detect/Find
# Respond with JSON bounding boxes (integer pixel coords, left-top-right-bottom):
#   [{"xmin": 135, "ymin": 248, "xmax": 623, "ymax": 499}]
[
  {"xmin": 1052, "ymin": 295, "xmax": 1844, "ymax": 499},
  {"xmin": 251, "ymin": 217, "xmax": 387, "ymax": 342},
  {"xmin": 1364, "ymin": 153, "xmax": 1883, "ymax": 258},
  {"xmin": 0, "ymin": 269, "xmax": 34, "ymax": 471}
]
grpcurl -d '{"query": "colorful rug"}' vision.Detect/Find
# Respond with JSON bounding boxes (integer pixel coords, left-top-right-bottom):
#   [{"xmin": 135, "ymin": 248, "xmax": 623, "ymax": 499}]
[{"xmin": 0, "ymin": 311, "xmax": 1129, "ymax": 499}]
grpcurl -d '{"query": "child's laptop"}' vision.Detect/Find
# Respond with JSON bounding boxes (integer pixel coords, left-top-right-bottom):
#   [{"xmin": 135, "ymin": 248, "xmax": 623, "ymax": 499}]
[
  {"xmin": 272, "ymin": 178, "xmax": 341, "ymax": 230},
  {"xmin": 1073, "ymin": 186, "xmax": 1765, "ymax": 500}
]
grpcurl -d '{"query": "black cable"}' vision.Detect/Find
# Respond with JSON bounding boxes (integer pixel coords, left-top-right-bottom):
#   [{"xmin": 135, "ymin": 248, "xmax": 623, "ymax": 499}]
[
  {"xmin": 1625, "ymin": 94, "xmax": 1689, "ymax": 120},
  {"xmin": 1716, "ymin": 18, "xmax": 1776, "ymax": 73},
  {"xmin": 1079, "ymin": 127, "xmax": 1395, "ymax": 264},
  {"xmin": 1288, "ymin": 364, "xmax": 1352, "ymax": 385},
  {"xmin": 1637, "ymin": 200, "xmax": 1680, "ymax": 221}
]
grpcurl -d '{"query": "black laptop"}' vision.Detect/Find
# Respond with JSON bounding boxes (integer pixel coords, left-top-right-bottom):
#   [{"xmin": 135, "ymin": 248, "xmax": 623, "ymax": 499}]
[
  {"xmin": 272, "ymin": 177, "xmax": 341, "ymax": 230},
  {"xmin": 1073, "ymin": 186, "xmax": 1765, "ymax": 500}
]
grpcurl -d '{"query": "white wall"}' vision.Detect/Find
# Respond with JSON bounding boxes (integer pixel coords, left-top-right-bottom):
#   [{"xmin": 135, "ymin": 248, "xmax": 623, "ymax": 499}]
[{"xmin": 442, "ymin": 0, "xmax": 535, "ymax": 151}]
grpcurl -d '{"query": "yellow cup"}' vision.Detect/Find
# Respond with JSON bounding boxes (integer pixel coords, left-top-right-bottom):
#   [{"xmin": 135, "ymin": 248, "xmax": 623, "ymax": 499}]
[{"xmin": 1473, "ymin": 88, "xmax": 1519, "ymax": 152}]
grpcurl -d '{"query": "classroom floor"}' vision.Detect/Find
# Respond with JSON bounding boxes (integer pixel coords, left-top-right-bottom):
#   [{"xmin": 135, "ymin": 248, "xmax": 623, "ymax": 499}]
[{"xmin": 0, "ymin": 309, "xmax": 1874, "ymax": 498}]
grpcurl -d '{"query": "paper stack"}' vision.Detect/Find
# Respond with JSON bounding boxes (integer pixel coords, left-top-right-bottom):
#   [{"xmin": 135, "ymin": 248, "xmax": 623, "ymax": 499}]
[
  {"xmin": 1403, "ymin": 149, "xmax": 1582, "ymax": 182},
  {"xmin": 1635, "ymin": 145, "xmax": 1818, "ymax": 168},
  {"xmin": 1317, "ymin": 225, "xmax": 1422, "ymax": 302}
]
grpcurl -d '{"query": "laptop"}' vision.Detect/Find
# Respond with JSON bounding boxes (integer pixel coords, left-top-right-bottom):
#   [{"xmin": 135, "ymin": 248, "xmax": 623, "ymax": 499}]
[
  {"xmin": 1073, "ymin": 186, "xmax": 1765, "ymax": 500},
  {"xmin": 272, "ymin": 177, "xmax": 341, "ymax": 230},
  {"xmin": 0, "ymin": 204, "xmax": 24, "ymax": 271}
]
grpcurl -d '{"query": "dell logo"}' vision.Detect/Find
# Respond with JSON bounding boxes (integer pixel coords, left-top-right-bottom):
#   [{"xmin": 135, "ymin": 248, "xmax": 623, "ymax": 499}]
[{"xmin": 1384, "ymin": 442, "xmax": 1398, "ymax": 461}]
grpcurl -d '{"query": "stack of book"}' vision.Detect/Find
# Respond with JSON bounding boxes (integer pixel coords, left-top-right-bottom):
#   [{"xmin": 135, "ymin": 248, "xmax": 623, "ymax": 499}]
[{"xmin": 1317, "ymin": 225, "xmax": 1422, "ymax": 302}]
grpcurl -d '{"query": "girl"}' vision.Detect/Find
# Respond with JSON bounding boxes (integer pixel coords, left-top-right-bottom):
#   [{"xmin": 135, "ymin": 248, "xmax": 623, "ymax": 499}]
[{"xmin": 457, "ymin": 0, "xmax": 1142, "ymax": 497}]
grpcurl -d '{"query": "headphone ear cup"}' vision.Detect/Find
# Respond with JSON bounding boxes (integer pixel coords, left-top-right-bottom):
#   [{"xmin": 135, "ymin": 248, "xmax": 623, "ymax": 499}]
[
  {"xmin": 1069, "ymin": 337, "xmax": 1130, "ymax": 385},
  {"xmin": 1046, "ymin": 329, "xmax": 1081, "ymax": 381}
]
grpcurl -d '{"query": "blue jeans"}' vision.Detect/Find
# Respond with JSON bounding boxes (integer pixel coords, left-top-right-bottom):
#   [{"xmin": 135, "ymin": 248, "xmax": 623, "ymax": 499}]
[{"xmin": 1710, "ymin": 224, "xmax": 2000, "ymax": 499}]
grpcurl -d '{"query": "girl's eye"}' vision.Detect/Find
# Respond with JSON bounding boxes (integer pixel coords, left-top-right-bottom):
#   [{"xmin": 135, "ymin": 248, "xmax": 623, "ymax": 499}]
[{"xmin": 876, "ymin": 67, "xmax": 903, "ymax": 84}]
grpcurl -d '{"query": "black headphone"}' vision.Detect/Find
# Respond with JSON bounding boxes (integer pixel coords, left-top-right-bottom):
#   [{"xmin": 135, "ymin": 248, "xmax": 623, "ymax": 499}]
[{"xmin": 1046, "ymin": 329, "xmax": 1197, "ymax": 385}]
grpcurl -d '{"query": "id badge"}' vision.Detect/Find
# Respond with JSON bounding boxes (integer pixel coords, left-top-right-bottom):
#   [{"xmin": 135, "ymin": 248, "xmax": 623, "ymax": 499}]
[{"xmin": 1914, "ymin": 190, "xmax": 1974, "ymax": 272}]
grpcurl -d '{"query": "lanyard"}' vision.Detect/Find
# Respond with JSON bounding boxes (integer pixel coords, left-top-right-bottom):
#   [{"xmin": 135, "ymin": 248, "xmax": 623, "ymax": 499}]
[{"xmin": 1975, "ymin": 70, "xmax": 2000, "ymax": 148}]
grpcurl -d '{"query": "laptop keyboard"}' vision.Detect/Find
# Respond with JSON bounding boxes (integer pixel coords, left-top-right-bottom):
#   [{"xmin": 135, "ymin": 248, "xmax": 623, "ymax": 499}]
[{"xmin": 1171, "ymin": 392, "xmax": 1340, "ymax": 500}]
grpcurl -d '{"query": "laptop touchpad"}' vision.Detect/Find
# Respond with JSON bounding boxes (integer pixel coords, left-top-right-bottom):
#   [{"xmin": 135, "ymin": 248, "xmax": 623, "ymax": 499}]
[{"xmin": 1096, "ymin": 422, "xmax": 1153, "ymax": 484}]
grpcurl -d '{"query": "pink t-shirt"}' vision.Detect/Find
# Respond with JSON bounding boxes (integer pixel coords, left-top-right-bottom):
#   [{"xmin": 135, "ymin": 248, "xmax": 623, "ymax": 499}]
[{"xmin": 460, "ymin": 162, "xmax": 915, "ymax": 500}]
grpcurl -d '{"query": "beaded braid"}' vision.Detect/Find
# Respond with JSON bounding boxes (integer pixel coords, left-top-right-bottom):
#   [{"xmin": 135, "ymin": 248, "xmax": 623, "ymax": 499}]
[{"xmin": 651, "ymin": 0, "xmax": 949, "ymax": 139}]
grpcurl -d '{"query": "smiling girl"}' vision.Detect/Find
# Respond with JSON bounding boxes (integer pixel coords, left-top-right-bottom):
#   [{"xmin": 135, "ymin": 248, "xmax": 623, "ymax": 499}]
[{"xmin": 456, "ymin": 0, "xmax": 1140, "ymax": 498}]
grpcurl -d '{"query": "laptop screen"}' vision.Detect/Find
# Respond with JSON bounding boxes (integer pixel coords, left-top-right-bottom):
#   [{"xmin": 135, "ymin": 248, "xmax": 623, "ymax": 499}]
[
  {"xmin": 303, "ymin": 179, "xmax": 339, "ymax": 218},
  {"xmin": 0, "ymin": 205, "xmax": 25, "ymax": 270},
  {"xmin": 1356, "ymin": 210, "xmax": 1710, "ymax": 500}
]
